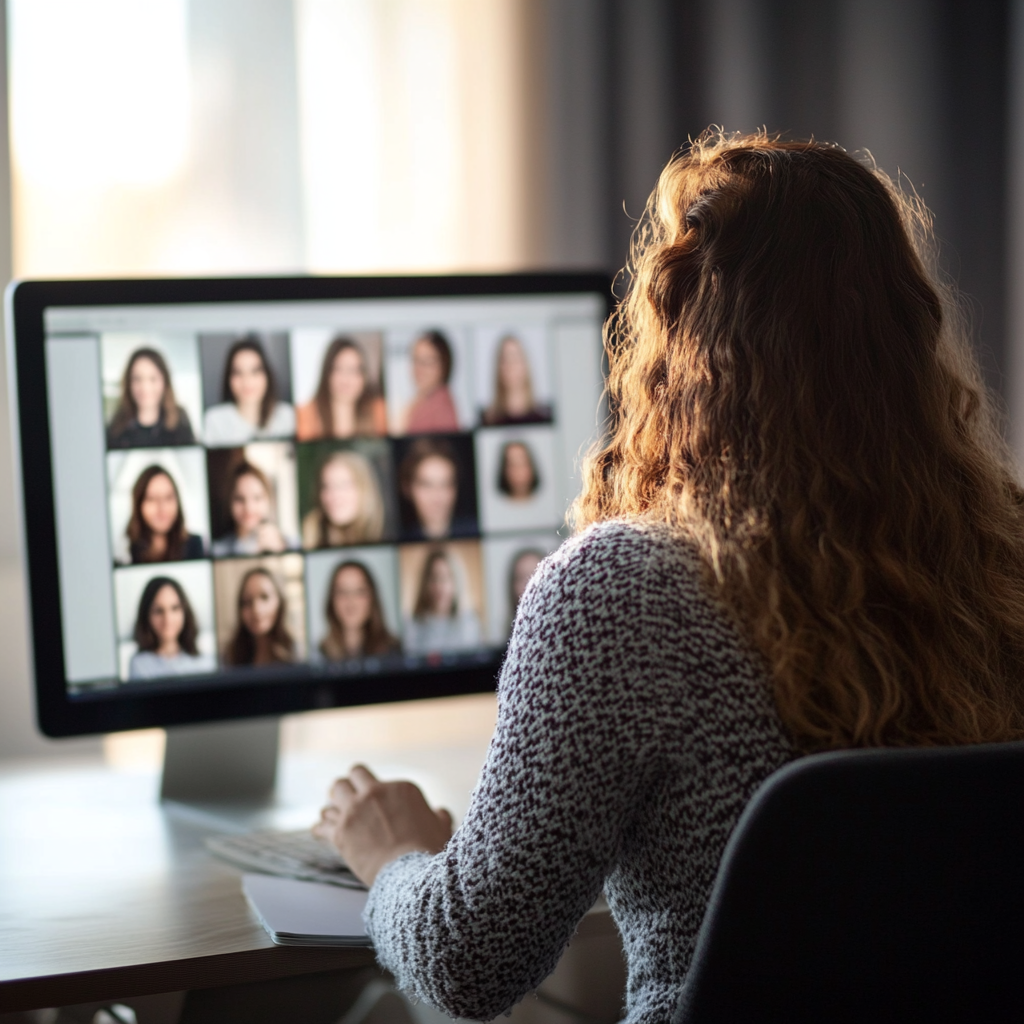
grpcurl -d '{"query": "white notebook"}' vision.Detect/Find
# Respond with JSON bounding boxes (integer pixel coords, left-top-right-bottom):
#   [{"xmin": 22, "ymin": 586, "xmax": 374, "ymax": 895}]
[{"xmin": 243, "ymin": 873, "xmax": 373, "ymax": 947}]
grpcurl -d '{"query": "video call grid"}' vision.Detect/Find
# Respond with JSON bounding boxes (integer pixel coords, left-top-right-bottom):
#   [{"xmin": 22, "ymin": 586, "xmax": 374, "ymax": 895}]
[{"xmin": 93, "ymin": 322, "xmax": 565, "ymax": 685}]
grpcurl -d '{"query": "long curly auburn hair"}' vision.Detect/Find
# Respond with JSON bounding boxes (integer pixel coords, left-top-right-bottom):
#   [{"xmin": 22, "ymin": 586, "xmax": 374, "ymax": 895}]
[{"xmin": 573, "ymin": 130, "xmax": 1024, "ymax": 752}]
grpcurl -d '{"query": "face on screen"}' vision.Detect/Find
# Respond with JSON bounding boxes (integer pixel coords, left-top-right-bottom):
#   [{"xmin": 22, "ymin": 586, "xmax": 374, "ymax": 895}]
[
  {"xmin": 511, "ymin": 551, "xmax": 543, "ymax": 604},
  {"xmin": 501, "ymin": 443, "xmax": 536, "ymax": 500},
  {"xmin": 330, "ymin": 347, "xmax": 367, "ymax": 403},
  {"xmin": 129, "ymin": 356, "xmax": 166, "ymax": 423},
  {"xmin": 425, "ymin": 554, "xmax": 457, "ymax": 615},
  {"xmin": 332, "ymin": 565, "xmax": 373, "ymax": 629},
  {"xmin": 240, "ymin": 572, "xmax": 281, "ymax": 637},
  {"xmin": 410, "ymin": 456, "xmax": 457, "ymax": 535},
  {"xmin": 140, "ymin": 472, "xmax": 180, "ymax": 535},
  {"xmin": 498, "ymin": 337, "xmax": 529, "ymax": 390},
  {"xmin": 320, "ymin": 457, "xmax": 363, "ymax": 527},
  {"xmin": 411, "ymin": 337, "xmax": 445, "ymax": 395},
  {"xmin": 229, "ymin": 349, "xmax": 269, "ymax": 407},
  {"xmin": 149, "ymin": 584, "xmax": 185, "ymax": 647},
  {"xmin": 231, "ymin": 472, "xmax": 272, "ymax": 535}
]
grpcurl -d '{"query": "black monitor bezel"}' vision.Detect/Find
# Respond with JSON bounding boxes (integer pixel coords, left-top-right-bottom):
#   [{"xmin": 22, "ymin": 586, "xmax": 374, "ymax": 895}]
[{"xmin": 11, "ymin": 272, "xmax": 612, "ymax": 737}]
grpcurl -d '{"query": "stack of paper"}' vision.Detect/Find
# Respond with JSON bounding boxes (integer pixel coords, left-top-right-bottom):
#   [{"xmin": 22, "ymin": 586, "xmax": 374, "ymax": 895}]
[{"xmin": 243, "ymin": 873, "xmax": 373, "ymax": 947}]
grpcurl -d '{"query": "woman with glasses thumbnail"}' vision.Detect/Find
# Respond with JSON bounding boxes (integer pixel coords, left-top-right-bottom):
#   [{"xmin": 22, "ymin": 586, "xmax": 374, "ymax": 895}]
[
  {"xmin": 107, "ymin": 348, "xmax": 196, "ymax": 449},
  {"xmin": 481, "ymin": 335, "xmax": 552, "ymax": 426},
  {"xmin": 211, "ymin": 461, "xmax": 296, "ymax": 557},
  {"xmin": 302, "ymin": 450, "xmax": 386, "ymax": 549},
  {"xmin": 297, "ymin": 336, "xmax": 387, "ymax": 441},
  {"xmin": 320, "ymin": 560, "xmax": 400, "ymax": 662},
  {"xmin": 397, "ymin": 330, "xmax": 459, "ymax": 434},
  {"xmin": 124, "ymin": 466, "xmax": 204, "ymax": 564},
  {"xmin": 128, "ymin": 576, "xmax": 215, "ymax": 679},
  {"xmin": 403, "ymin": 548, "xmax": 481, "ymax": 654},
  {"xmin": 204, "ymin": 335, "xmax": 296, "ymax": 446},
  {"xmin": 225, "ymin": 567, "xmax": 296, "ymax": 666}
]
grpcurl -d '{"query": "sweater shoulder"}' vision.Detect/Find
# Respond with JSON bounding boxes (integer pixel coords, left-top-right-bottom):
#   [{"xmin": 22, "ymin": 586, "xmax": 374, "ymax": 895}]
[
  {"xmin": 511, "ymin": 520, "xmax": 729, "ymax": 671},
  {"xmin": 529, "ymin": 519, "xmax": 707, "ymax": 609}
]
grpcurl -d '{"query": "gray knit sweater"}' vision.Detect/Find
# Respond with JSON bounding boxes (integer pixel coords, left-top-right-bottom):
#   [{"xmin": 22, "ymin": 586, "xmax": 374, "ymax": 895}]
[{"xmin": 364, "ymin": 521, "xmax": 797, "ymax": 1023}]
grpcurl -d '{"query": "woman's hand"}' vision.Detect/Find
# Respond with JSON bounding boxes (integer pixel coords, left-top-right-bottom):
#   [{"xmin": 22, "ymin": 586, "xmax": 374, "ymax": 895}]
[{"xmin": 313, "ymin": 765, "xmax": 453, "ymax": 886}]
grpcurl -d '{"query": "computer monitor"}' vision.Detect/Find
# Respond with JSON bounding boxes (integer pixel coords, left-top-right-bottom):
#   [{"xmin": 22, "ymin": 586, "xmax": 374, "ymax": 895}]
[{"xmin": 8, "ymin": 274, "xmax": 609, "ymax": 802}]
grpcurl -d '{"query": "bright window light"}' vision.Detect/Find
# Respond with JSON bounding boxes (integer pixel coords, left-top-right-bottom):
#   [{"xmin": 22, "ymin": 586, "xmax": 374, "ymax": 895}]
[
  {"xmin": 10, "ymin": 0, "xmax": 524, "ymax": 278},
  {"xmin": 295, "ymin": 0, "xmax": 467, "ymax": 271},
  {"xmin": 10, "ymin": 0, "xmax": 189, "ymax": 187}
]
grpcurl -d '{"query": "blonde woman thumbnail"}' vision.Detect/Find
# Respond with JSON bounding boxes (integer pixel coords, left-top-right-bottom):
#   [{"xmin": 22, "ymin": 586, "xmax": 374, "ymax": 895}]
[{"xmin": 302, "ymin": 450, "xmax": 386, "ymax": 549}]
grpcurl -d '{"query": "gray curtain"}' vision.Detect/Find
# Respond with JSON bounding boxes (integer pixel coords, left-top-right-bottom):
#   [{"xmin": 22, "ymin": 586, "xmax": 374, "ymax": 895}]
[{"xmin": 524, "ymin": 0, "xmax": 1011, "ymax": 398}]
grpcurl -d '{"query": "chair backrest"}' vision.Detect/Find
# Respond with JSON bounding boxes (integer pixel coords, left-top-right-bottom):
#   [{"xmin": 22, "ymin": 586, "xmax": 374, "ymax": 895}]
[{"xmin": 674, "ymin": 741, "xmax": 1024, "ymax": 1024}]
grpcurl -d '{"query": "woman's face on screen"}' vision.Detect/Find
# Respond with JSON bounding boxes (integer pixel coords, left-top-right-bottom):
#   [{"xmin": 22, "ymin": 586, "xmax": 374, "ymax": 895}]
[
  {"xmin": 149, "ymin": 584, "xmax": 185, "ymax": 647},
  {"xmin": 511, "ymin": 552, "xmax": 543, "ymax": 604},
  {"xmin": 411, "ymin": 338, "xmax": 444, "ymax": 395},
  {"xmin": 498, "ymin": 337, "xmax": 530, "ymax": 390},
  {"xmin": 332, "ymin": 566, "xmax": 373, "ymax": 630},
  {"xmin": 425, "ymin": 556, "xmax": 457, "ymax": 616},
  {"xmin": 319, "ymin": 459, "xmax": 362, "ymax": 526},
  {"xmin": 330, "ymin": 348, "xmax": 366, "ymax": 404},
  {"xmin": 141, "ymin": 474, "xmax": 179, "ymax": 535},
  {"xmin": 229, "ymin": 349, "xmax": 268, "ymax": 406},
  {"xmin": 240, "ymin": 573, "xmax": 280, "ymax": 637},
  {"xmin": 410, "ymin": 456, "xmax": 457, "ymax": 532},
  {"xmin": 231, "ymin": 473, "xmax": 271, "ymax": 536},
  {"xmin": 129, "ymin": 357, "xmax": 165, "ymax": 418},
  {"xmin": 502, "ymin": 443, "xmax": 535, "ymax": 499}
]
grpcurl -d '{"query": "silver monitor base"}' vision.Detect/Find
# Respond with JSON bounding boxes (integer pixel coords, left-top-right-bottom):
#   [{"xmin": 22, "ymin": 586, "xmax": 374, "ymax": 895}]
[{"xmin": 161, "ymin": 717, "xmax": 293, "ymax": 831}]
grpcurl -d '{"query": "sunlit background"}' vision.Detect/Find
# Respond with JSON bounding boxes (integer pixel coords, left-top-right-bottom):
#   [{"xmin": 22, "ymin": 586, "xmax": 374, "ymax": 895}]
[
  {"xmin": 9, "ymin": 0, "xmax": 529, "ymax": 277},
  {"xmin": 3, "ymin": 0, "xmax": 1024, "ymax": 762}
]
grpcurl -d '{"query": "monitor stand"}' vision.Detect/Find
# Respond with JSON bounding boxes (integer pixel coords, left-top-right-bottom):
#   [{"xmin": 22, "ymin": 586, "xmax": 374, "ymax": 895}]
[{"xmin": 160, "ymin": 717, "xmax": 296, "ymax": 832}]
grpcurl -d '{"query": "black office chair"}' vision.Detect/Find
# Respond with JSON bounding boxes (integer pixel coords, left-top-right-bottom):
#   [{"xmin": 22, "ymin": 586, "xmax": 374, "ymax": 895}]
[{"xmin": 674, "ymin": 741, "xmax": 1024, "ymax": 1024}]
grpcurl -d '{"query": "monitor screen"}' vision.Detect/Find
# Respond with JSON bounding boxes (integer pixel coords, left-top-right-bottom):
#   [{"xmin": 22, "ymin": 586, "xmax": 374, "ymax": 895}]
[{"xmin": 10, "ymin": 274, "xmax": 610, "ymax": 736}]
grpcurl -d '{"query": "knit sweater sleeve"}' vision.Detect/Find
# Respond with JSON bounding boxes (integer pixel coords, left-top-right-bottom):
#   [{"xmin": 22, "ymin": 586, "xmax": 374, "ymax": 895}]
[{"xmin": 363, "ymin": 524, "xmax": 667, "ymax": 1021}]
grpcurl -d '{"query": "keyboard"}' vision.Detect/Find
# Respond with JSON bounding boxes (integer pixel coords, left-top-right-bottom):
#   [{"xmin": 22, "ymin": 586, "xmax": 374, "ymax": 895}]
[{"xmin": 205, "ymin": 829, "xmax": 367, "ymax": 890}]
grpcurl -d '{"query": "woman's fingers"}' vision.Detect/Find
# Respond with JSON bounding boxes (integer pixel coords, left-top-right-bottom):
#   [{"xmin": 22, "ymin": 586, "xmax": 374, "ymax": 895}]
[
  {"xmin": 330, "ymin": 765, "xmax": 378, "ymax": 806},
  {"xmin": 349, "ymin": 764, "xmax": 379, "ymax": 792},
  {"xmin": 312, "ymin": 797, "xmax": 346, "ymax": 841},
  {"xmin": 435, "ymin": 807, "xmax": 454, "ymax": 833},
  {"xmin": 330, "ymin": 776, "xmax": 357, "ymax": 806}
]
